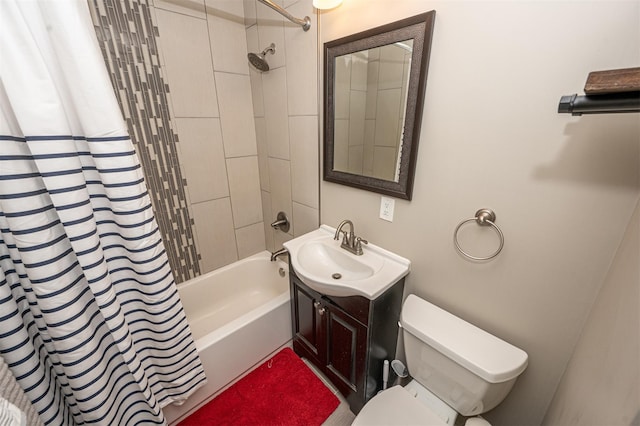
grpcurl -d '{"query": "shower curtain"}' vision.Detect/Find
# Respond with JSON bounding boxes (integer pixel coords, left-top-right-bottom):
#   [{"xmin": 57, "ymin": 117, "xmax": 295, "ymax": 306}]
[{"xmin": 0, "ymin": 1, "xmax": 206, "ymax": 425}]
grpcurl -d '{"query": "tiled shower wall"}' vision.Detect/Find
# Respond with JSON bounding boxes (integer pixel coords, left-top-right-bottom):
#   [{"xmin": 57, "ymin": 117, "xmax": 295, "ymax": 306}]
[
  {"xmin": 244, "ymin": 0, "xmax": 321, "ymax": 250},
  {"xmin": 151, "ymin": 0, "xmax": 266, "ymax": 275},
  {"xmin": 149, "ymin": 0, "xmax": 321, "ymax": 258},
  {"xmin": 90, "ymin": 0, "xmax": 201, "ymax": 283},
  {"xmin": 90, "ymin": 0, "xmax": 320, "ymax": 279}
]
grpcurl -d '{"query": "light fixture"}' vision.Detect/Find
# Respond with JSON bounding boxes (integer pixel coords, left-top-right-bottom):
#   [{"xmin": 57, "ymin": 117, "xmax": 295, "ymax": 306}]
[
  {"xmin": 313, "ymin": 0, "xmax": 343, "ymax": 10},
  {"xmin": 256, "ymin": 0, "xmax": 343, "ymax": 32}
]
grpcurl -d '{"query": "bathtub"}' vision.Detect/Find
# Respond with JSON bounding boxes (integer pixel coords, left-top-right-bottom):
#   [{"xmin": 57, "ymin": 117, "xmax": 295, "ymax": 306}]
[{"xmin": 163, "ymin": 251, "xmax": 292, "ymax": 425}]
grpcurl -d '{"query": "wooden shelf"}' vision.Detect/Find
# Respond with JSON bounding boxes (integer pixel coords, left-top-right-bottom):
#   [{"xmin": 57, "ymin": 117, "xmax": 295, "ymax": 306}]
[
  {"xmin": 584, "ymin": 67, "xmax": 640, "ymax": 94},
  {"xmin": 558, "ymin": 67, "xmax": 640, "ymax": 115}
]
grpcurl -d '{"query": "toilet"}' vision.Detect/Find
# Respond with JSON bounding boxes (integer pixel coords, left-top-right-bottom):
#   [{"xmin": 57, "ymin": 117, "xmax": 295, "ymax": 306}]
[{"xmin": 352, "ymin": 294, "xmax": 528, "ymax": 426}]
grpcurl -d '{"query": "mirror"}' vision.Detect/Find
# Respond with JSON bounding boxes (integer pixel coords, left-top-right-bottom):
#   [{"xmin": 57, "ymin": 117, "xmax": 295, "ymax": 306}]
[{"xmin": 323, "ymin": 11, "xmax": 435, "ymax": 200}]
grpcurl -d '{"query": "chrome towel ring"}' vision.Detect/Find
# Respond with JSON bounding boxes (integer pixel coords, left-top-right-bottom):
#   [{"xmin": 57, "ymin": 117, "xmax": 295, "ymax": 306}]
[{"xmin": 454, "ymin": 208, "xmax": 504, "ymax": 261}]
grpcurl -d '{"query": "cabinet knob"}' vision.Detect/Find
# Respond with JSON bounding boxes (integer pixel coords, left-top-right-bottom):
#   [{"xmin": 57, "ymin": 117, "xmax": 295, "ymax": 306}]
[
  {"xmin": 318, "ymin": 307, "xmax": 326, "ymax": 315},
  {"xmin": 313, "ymin": 300, "xmax": 326, "ymax": 315},
  {"xmin": 313, "ymin": 301, "xmax": 321, "ymax": 309}
]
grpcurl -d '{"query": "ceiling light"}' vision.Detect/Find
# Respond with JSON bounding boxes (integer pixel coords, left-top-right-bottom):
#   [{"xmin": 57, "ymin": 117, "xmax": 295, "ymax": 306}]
[{"xmin": 313, "ymin": 0, "xmax": 343, "ymax": 10}]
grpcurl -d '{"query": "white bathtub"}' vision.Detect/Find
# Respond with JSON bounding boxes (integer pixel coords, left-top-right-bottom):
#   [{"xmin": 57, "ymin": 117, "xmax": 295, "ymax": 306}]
[{"xmin": 163, "ymin": 251, "xmax": 292, "ymax": 425}]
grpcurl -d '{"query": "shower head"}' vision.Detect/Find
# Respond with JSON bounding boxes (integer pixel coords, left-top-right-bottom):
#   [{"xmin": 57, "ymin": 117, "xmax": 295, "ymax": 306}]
[{"xmin": 248, "ymin": 43, "xmax": 275, "ymax": 72}]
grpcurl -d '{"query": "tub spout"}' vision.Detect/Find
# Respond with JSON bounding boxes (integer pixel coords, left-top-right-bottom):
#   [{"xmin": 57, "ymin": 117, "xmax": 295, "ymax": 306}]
[{"xmin": 270, "ymin": 248, "xmax": 288, "ymax": 262}]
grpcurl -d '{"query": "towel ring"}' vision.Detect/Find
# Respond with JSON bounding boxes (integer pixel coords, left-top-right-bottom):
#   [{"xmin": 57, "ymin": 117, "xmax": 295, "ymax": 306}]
[{"xmin": 454, "ymin": 209, "xmax": 504, "ymax": 261}]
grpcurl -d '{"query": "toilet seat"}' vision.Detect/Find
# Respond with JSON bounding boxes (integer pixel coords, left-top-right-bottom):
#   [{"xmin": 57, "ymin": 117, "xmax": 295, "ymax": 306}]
[{"xmin": 351, "ymin": 386, "xmax": 449, "ymax": 426}]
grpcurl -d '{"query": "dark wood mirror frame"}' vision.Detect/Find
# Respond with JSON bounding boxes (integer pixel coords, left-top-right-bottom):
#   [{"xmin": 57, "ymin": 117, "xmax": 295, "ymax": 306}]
[{"xmin": 323, "ymin": 11, "xmax": 436, "ymax": 200}]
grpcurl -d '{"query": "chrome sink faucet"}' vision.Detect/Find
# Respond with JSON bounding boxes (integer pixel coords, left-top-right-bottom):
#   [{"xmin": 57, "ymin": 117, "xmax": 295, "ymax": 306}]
[{"xmin": 334, "ymin": 219, "xmax": 368, "ymax": 255}]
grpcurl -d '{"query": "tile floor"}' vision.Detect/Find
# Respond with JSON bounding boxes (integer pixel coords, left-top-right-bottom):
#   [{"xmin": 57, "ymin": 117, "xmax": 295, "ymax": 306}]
[{"xmin": 301, "ymin": 359, "xmax": 355, "ymax": 426}]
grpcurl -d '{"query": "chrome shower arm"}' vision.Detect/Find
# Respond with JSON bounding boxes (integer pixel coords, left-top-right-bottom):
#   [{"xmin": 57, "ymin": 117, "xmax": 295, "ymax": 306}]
[{"xmin": 257, "ymin": 0, "xmax": 311, "ymax": 31}]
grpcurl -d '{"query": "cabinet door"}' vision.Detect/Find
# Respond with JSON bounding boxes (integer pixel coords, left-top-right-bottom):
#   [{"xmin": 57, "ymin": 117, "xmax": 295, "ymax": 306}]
[
  {"xmin": 324, "ymin": 302, "xmax": 368, "ymax": 402},
  {"xmin": 291, "ymin": 278, "xmax": 326, "ymax": 366}
]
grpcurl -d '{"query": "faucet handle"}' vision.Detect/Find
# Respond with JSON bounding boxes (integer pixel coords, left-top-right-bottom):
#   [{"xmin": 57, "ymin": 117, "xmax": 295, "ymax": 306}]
[
  {"xmin": 354, "ymin": 236, "xmax": 368, "ymax": 255},
  {"xmin": 355, "ymin": 236, "xmax": 368, "ymax": 246}
]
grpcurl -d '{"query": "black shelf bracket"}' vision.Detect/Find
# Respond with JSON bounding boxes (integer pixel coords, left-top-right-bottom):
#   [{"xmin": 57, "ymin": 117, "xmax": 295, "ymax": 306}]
[{"xmin": 558, "ymin": 91, "xmax": 640, "ymax": 116}]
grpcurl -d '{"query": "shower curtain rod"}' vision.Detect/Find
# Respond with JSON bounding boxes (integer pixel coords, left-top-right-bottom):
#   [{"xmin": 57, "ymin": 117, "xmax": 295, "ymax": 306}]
[{"xmin": 257, "ymin": 0, "xmax": 311, "ymax": 31}]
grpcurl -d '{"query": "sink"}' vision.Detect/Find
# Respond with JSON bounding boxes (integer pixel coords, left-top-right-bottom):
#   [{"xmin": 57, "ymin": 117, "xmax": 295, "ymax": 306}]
[
  {"xmin": 298, "ymin": 241, "xmax": 381, "ymax": 280},
  {"xmin": 283, "ymin": 225, "xmax": 410, "ymax": 299}
]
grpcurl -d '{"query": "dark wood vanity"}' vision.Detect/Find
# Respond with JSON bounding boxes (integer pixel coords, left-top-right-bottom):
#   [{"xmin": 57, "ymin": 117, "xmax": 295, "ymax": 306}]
[{"xmin": 288, "ymin": 265, "xmax": 405, "ymax": 414}]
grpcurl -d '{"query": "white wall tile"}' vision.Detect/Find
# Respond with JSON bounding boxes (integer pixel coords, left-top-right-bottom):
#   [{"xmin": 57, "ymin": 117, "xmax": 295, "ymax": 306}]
[
  {"xmin": 273, "ymin": 228, "xmax": 293, "ymax": 249},
  {"xmin": 292, "ymin": 202, "xmax": 318, "ymax": 237},
  {"xmin": 261, "ymin": 190, "xmax": 274, "ymax": 251},
  {"xmin": 372, "ymin": 146, "xmax": 396, "ymax": 181},
  {"xmin": 290, "ymin": 116, "xmax": 318, "ymax": 209},
  {"xmin": 262, "ymin": 67, "xmax": 290, "ymax": 159},
  {"xmin": 155, "ymin": 9, "xmax": 219, "ymax": 117},
  {"xmin": 206, "ymin": 0, "xmax": 250, "ymax": 74},
  {"xmin": 348, "ymin": 90, "xmax": 366, "ymax": 147},
  {"xmin": 250, "ymin": 67, "xmax": 266, "ymax": 116},
  {"xmin": 191, "ymin": 198, "xmax": 238, "ymax": 273},
  {"xmin": 246, "ymin": 20, "xmax": 259, "ymax": 53},
  {"xmin": 365, "ymin": 60, "xmax": 379, "ymax": 120},
  {"xmin": 215, "ymin": 72, "xmax": 258, "ymax": 157},
  {"xmin": 400, "ymin": 51, "xmax": 411, "ymax": 113},
  {"xmin": 348, "ymin": 145, "xmax": 364, "ymax": 175},
  {"xmin": 268, "ymin": 157, "xmax": 292, "ymax": 230},
  {"xmin": 236, "ymin": 222, "xmax": 266, "ymax": 258},
  {"xmin": 255, "ymin": 117, "xmax": 270, "ymax": 191},
  {"xmin": 350, "ymin": 51, "xmax": 369, "ymax": 92},
  {"xmin": 155, "ymin": 0, "xmax": 206, "ymax": 19},
  {"xmin": 174, "ymin": 118, "xmax": 229, "ymax": 203},
  {"xmin": 363, "ymin": 119, "xmax": 375, "ymax": 174},
  {"xmin": 245, "ymin": 0, "xmax": 320, "ymax": 256},
  {"xmin": 227, "ymin": 156, "xmax": 263, "ymax": 227},
  {"xmin": 334, "ymin": 55, "xmax": 351, "ymax": 120},
  {"xmin": 243, "ymin": 0, "xmax": 257, "ymax": 27},
  {"xmin": 333, "ymin": 119, "xmax": 349, "ymax": 172},
  {"xmin": 378, "ymin": 43, "xmax": 405, "ymax": 90},
  {"xmin": 284, "ymin": 0, "xmax": 317, "ymax": 115},
  {"xmin": 374, "ymin": 88, "xmax": 401, "ymax": 147},
  {"xmin": 256, "ymin": 1, "xmax": 286, "ymax": 69},
  {"xmin": 246, "ymin": 26, "xmax": 266, "ymax": 116}
]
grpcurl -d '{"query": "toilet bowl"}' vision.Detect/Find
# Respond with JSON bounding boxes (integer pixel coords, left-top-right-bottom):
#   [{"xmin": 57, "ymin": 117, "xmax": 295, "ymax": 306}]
[
  {"xmin": 352, "ymin": 382, "xmax": 491, "ymax": 426},
  {"xmin": 352, "ymin": 384, "xmax": 449, "ymax": 426},
  {"xmin": 352, "ymin": 294, "xmax": 528, "ymax": 426}
]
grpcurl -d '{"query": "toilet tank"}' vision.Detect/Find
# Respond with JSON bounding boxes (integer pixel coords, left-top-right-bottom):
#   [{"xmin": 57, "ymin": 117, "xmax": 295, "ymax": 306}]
[{"xmin": 400, "ymin": 295, "xmax": 528, "ymax": 416}]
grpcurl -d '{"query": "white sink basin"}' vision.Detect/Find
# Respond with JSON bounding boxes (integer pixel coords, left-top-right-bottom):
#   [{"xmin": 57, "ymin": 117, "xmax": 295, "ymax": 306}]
[{"xmin": 283, "ymin": 225, "xmax": 410, "ymax": 299}]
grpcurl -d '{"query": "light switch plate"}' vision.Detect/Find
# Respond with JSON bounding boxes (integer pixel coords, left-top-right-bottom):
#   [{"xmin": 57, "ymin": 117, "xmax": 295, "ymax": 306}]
[{"xmin": 379, "ymin": 197, "xmax": 395, "ymax": 222}]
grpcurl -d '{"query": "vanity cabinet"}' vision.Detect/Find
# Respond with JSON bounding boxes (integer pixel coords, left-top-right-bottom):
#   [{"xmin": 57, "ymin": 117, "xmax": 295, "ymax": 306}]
[{"xmin": 289, "ymin": 267, "xmax": 404, "ymax": 414}]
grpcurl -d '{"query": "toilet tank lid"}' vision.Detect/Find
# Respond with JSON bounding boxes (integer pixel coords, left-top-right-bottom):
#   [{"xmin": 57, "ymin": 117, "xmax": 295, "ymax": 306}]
[{"xmin": 401, "ymin": 295, "xmax": 528, "ymax": 383}]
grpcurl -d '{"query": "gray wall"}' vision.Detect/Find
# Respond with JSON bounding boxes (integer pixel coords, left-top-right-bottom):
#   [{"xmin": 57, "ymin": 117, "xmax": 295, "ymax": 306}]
[
  {"xmin": 320, "ymin": 1, "xmax": 640, "ymax": 425},
  {"xmin": 543, "ymin": 199, "xmax": 639, "ymax": 425}
]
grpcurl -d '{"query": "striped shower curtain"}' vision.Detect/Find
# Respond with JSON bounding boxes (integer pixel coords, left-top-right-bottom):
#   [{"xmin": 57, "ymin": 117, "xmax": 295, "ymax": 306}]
[{"xmin": 0, "ymin": 1, "xmax": 206, "ymax": 425}]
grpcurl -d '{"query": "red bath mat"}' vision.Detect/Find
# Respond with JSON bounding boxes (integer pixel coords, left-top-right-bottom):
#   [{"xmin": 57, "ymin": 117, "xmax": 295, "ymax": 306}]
[{"xmin": 178, "ymin": 348, "xmax": 340, "ymax": 426}]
